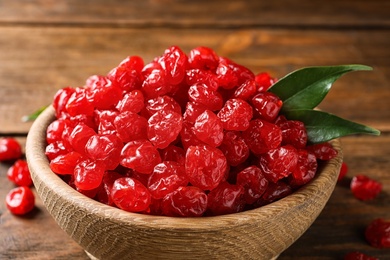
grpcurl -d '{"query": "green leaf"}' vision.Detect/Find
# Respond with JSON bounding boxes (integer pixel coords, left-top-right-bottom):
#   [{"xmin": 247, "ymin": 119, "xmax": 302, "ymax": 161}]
[
  {"xmin": 268, "ymin": 65, "xmax": 373, "ymax": 112},
  {"xmin": 21, "ymin": 106, "xmax": 48, "ymax": 122},
  {"xmin": 283, "ymin": 109, "xmax": 381, "ymax": 144}
]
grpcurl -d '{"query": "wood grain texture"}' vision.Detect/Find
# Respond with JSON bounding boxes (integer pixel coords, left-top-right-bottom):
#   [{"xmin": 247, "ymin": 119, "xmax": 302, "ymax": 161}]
[
  {"xmin": 0, "ymin": 0, "xmax": 389, "ymax": 28},
  {"xmin": 1, "ymin": 27, "xmax": 389, "ymax": 134},
  {"xmin": 25, "ymin": 106, "xmax": 342, "ymax": 260}
]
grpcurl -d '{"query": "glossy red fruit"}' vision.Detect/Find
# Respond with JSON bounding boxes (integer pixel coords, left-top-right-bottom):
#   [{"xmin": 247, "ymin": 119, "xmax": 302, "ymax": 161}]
[
  {"xmin": 145, "ymin": 95, "xmax": 182, "ymax": 117},
  {"xmin": 218, "ymin": 131, "xmax": 250, "ymax": 167},
  {"xmin": 161, "ymin": 186, "xmax": 208, "ymax": 217},
  {"xmin": 233, "ymin": 79, "xmax": 257, "ymax": 101},
  {"xmin": 68, "ymin": 123, "xmax": 96, "ymax": 155},
  {"xmin": 116, "ymin": 90, "xmax": 145, "ymax": 114},
  {"xmin": 255, "ymin": 181, "xmax": 292, "ymax": 207},
  {"xmin": 6, "ymin": 186, "xmax": 35, "ymax": 215},
  {"xmin": 185, "ymin": 145, "xmax": 227, "ymax": 190},
  {"xmin": 159, "ymin": 46, "xmax": 188, "ymax": 85},
  {"xmin": 344, "ymin": 251, "xmax": 378, "ymax": 260},
  {"xmin": 111, "ymin": 177, "xmax": 151, "ymax": 213},
  {"xmin": 207, "ymin": 182, "xmax": 245, "ymax": 215},
  {"xmin": 289, "ymin": 149, "xmax": 318, "ymax": 187},
  {"xmin": 96, "ymin": 171, "xmax": 123, "ymax": 206},
  {"xmin": 188, "ymin": 46, "xmax": 219, "ymax": 71},
  {"xmin": 188, "ymin": 83, "xmax": 223, "ymax": 111},
  {"xmin": 107, "ymin": 56, "xmax": 144, "ymax": 92},
  {"xmin": 7, "ymin": 159, "xmax": 32, "ymax": 187},
  {"xmin": 186, "ymin": 69, "xmax": 218, "ymax": 91},
  {"xmin": 179, "ymin": 121, "xmax": 204, "ymax": 150},
  {"xmin": 0, "ymin": 138, "xmax": 22, "ymax": 162},
  {"xmin": 45, "ymin": 141, "xmax": 71, "ymax": 161},
  {"xmin": 307, "ymin": 142, "xmax": 338, "ymax": 160},
  {"xmin": 193, "ymin": 110, "xmax": 224, "ymax": 147},
  {"xmin": 94, "ymin": 109, "xmax": 119, "ymax": 135},
  {"xmin": 142, "ymin": 68, "xmax": 170, "ymax": 99},
  {"xmin": 49, "ymin": 151, "xmax": 84, "ymax": 175},
  {"xmin": 242, "ymin": 119, "xmax": 282, "ymax": 155},
  {"xmin": 255, "ymin": 72, "xmax": 277, "ymax": 92},
  {"xmin": 259, "ymin": 145, "xmax": 299, "ymax": 183},
  {"xmin": 52, "ymin": 87, "xmax": 76, "ymax": 117},
  {"xmin": 350, "ymin": 175, "xmax": 382, "ymax": 201},
  {"xmin": 365, "ymin": 218, "xmax": 390, "ymax": 248},
  {"xmin": 46, "ymin": 119, "xmax": 71, "ymax": 144},
  {"xmin": 86, "ymin": 76, "xmax": 122, "ymax": 110},
  {"xmin": 114, "ymin": 111, "xmax": 148, "ymax": 143},
  {"xmin": 74, "ymin": 159, "xmax": 105, "ymax": 190},
  {"xmin": 236, "ymin": 166, "xmax": 269, "ymax": 204},
  {"xmin": 217, "ymin": 98, "xmax": 253, "ymax": 131},
  {"xmin": 277, "ymin": 119, "xmax": 308, "ymax": 149},
  {"xmin": 85, "ymin": 134, "xmax": 123, "ymax": 170},
  {"xmin": 183, "ymin": 101, "xmax": 207, "ymax": 123},
  {"xmin": 120, "ymin": 140, "xmax": 162, "ymax": 174},
  {"xmin": 65, "ymin": 87, "xmax": 94, "ymax": 117},
  {"xmin": 147, "ymin": 109, "xmax": 183, "ymax": 149},
  {"xmin": 251, "ymin": 92, "xmax": 283, "ymax": 122},
  {"xmin": 148, "ymin": 161, "xmax": 188, "ymax": 199},
  {"xmin": 159, "ymin": 145, "xmax": 186, "ymax": 165}
]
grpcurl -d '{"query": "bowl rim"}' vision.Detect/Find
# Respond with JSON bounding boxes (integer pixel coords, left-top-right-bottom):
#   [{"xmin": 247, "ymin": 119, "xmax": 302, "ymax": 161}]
[{"xmin": 26, "ymin": 105, "xmax": 343, "ymax": 231}]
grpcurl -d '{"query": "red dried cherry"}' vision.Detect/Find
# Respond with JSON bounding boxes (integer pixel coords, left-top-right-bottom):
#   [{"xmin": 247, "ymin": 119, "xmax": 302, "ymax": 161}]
[
  {"xmin": 218, "ymin": 131, "xmax": 250, "ymax": 167},
  {"xmin": 148, "ymin": 161, "xmax": 188, "ymax": 199},
  {"xmin": 289, "ymin": 149, "xmax": 317, "ymax": 187},
  {"xmin": 161, "ymin": 186, "xmax": 207, "ymax": 217},
  {"xmin": 255, "ymin": 72, "xmax": 277, "ymax": 92},
  {"xmin": 307, "ymin": 142, "xmax": 338, "ymax": 160},
  {"xmin": 159, "ymin": 46, "xmax": 188, "ymax": 85},
  {"xmin": 188, "ymin": 83, "xmax": 223, "ymax": 111},
  {"xmin": 107, "ymin": 56, "xmax": 144, "ymax": 92},
  {"xmin": 193, "ymin": 110, "xmax": 224, "ymax": 147},
  {"xmin": 120, "ymin": 140, "xmax": 161, "ymax": 174},
  {"xmin": 111, "ymin": 177, "xmax": 151, "ymax": 213},
  {"xmin": 236, "ymin": 166, "xmax": 268, "ymax": 204},
  {"xmin": 207, "ymin": 182, "xmax": 245, "ymax": 215},
  {"xmin": 350, "ymin": 175, "xmax": 382, "ymax": 201},
  {"xmin": 365, "ymin": 218, "xmax": 390, "ymax": 248},
  {"xmin": 185, "ymin": 145, "xmax": 227, "ymax": 190},
  {"xmin": 277, "ymin": 119, "xmax": 307, "ymax": 149},
  {"xmin": 50, "ymin": 151, "xmax": 84, "ymax": 175},
  {"xmin": 147, "ymin": 109, "xmax": 183, "ymax": 149},
  {"xmin": 217, "ymin": 98, "xmax": 253, "ymax": 131},
  {"xmin": 0, "ymin": 138, "xmax": 22, "ymax": 162},
  {"xmin": 188, "ymin": 46, "xmax": 219, "ymax": 71},
  {"xmin": 85, "ymin": 134, "xmax": 123, "ymax": 170},
  {"xmin": 116, "ymin": 90, "xmax": 145, "ymax": 114},
  {"xmin": 114, "ymin": 111, "xmax": 148, "ymax": 143},
  {"xmin": 7, "ymin": 159, "xmax": 32, "ymax": 187},
  {"xmin": 259, "ymin": 145, "xmax": 298, "ymax": 183},
  {"xmin": 242, "ymin": 119, "xmax": 282, "ymax": 155},
  {"xmin": 251, "ymin": 92, "xmax": 283, "ymax": 122},
  {"xmin": 74, "ymin": 159, "xmax": 105, "ymax": 190},
  {"xmin": 6, "ymin": 186, "xmax": 35, "ymax": 215}
]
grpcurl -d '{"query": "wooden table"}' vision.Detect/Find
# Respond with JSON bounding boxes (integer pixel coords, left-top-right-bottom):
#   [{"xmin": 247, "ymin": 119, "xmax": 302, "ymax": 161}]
[{"xmin": 0, "ymin": 1, "xmax": 389, "ymax": 259}]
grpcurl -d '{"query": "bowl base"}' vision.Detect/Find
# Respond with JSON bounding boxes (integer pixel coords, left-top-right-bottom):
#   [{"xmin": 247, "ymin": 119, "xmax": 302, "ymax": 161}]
[{"xmin": 84, "ymin": 250, "xmax": 279, "ymax": 260}]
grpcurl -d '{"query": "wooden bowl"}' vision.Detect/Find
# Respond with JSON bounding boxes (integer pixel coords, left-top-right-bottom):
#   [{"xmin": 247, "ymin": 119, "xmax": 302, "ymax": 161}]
[{"xmin": 26, "ymin": 106, "xmax": 343, "ymax": 260}]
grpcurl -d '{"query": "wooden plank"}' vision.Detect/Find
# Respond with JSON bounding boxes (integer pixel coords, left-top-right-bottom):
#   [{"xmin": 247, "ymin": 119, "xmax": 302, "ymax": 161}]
[
  {"xmin": 1, "ymin": 135, "xmax": 388, "ymax": 259},
  {"xmin": 0, "ymin": 0, "xmax": 389, "ymax": 28},
  {"xmin": 0, "ymin": 27, "xmax": 389, "ymax": 134}
]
